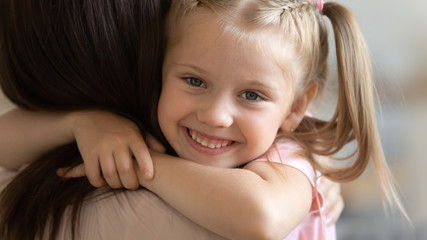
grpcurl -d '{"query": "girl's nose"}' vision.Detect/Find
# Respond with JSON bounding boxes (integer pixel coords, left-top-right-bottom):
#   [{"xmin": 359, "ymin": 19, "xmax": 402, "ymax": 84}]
[{"xmin": 196, "ymin": 101, "xmax": 233, "ymax": 128}]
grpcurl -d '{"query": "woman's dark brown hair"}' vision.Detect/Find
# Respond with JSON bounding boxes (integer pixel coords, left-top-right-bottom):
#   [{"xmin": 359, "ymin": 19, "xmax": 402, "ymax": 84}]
[{"xmin": 0, "ymin": 0, "xmax": 171, "ymax": 239}]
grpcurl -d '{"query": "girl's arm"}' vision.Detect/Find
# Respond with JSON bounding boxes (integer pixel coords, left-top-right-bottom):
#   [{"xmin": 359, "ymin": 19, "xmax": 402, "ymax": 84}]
[
  {"xmin": 0, "ymin": 108, "xmax": 153, "ymax": 189},
  {"xmin": 1, "ymin": 108, "xmax": 343, "ymax": 236},
  {"xmin": 136, "ymin": 151, "xmax": 313, "ymax": 240},
  {"xmin": 0, "ymin": 108, "xmax": 73, "ymax": 169}
]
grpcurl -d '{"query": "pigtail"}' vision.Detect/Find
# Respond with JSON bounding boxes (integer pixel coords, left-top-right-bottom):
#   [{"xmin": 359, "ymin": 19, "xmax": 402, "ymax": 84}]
[
  {"xmin": 325, "ymin": 1, "xmax": 396, "ymax": 208},
  {"xmin": 315, "ymin": 2, "xmax": 375, "ymax": 180},
  {"xmin": 299, "ymin": 2, "xmax": 407, "ymax": 217}
]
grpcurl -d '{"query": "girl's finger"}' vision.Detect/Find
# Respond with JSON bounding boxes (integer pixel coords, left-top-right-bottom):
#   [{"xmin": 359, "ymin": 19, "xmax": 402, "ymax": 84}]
[
  {"xmin": 131, "ymin": 140, "xmax": 154, "ymax": 181},
  {"xmin": 327, "ymin": 195, "xmax": 344, "ymax": 226},
  {"xmin": 100, "ymin": 153, "xmax": 123, "ymax": 189},
  {"xmin": 84, "ymin": 155, "xmax": 107, "ymax": 187},
  {"xmin": 57, "ymin": 164, "xmax": 107, "ymax": 190},
  {"xmin": 115, "ymin": 149, "xmax": 139, "ymax": 190},
  {"xmin": 318, "ymin": 176, "xmax": 344, "ymax": 224},
  {"xmin": 56, "ymin": 164, "xmax": 86, "ymax": 178}
]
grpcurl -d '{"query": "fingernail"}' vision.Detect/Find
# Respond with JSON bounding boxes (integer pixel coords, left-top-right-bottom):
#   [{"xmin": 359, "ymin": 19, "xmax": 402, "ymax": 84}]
[
  {"xmin": 56, "ymin": 169, "xmax": 64, "ymax": 176},
  {"xmin": 144, "ymin": 170, "xmax": 153, "ymax": 180}
]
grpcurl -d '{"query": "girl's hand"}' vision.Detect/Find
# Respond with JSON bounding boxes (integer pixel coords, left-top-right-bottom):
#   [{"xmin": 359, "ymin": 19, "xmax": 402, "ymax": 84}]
[
  {"xmin": 318, "ymin": 176, "xmax": 344, "ymax": 226},
  {"xmin": 57, "ymin": 110, "xmax": 153, "ymax": 190}
]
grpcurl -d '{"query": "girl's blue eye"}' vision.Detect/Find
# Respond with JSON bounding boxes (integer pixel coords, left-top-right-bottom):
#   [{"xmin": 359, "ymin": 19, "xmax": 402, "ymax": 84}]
[
  {"xmin": 186, "ymin": 77, "xmax": 205, "ymax": 87},
  {"xmin": 241, "ymin": 91, "xmax": 261, "ymax": 101}
]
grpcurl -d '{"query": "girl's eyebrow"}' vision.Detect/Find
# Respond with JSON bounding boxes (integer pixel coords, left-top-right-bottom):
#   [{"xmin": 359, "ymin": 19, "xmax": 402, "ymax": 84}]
[
  {"xmin": 173, "ymin": 63, "xmax": 208, "ymax": 74},
  {"xmin": 243, "ymin": 80, "xmax": 282, "ymax": 93}
]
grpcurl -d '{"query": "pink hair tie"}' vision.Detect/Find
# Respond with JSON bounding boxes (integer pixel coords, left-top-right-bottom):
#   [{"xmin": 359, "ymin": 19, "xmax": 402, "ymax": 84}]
[{"xmin": 317, "ymin": 0, "xmax": 324, "ymax": 13}]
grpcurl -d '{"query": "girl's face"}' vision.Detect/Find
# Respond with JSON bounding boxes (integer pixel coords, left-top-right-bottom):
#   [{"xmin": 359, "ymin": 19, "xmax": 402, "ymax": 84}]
[{"xmin": 158, "ymin": 13, "xmax": 298, "ymax": 168}]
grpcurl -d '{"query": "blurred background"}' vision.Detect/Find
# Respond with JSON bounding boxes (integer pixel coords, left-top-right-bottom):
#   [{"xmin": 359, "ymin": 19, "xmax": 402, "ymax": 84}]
[
  {"xmin": 0, "ymin": 0, "xmax": 426, "ymax": 239},
  {"xmin": 312, "ymin": 0, "xmax": 427, "ymax": 239}
]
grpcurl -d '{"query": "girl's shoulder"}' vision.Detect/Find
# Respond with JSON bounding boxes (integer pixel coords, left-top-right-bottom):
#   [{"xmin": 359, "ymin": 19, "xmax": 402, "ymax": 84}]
[
  {"xmin": 253, "ymin": 137, "xmax": 321, "ymax": 209},
  {"xmin": 253, "ymin": 138, "xmax": 337, "ymax": 240},
  {"xmin": 255, "ymin": 137, "xmax": 315, "ymax": 178}
]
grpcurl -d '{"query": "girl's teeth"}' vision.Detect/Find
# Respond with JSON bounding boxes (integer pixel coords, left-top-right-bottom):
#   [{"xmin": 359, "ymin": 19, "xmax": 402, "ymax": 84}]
[{"xmin": 189, "ymin": 129, "xmax": 232, "ymax": 148}]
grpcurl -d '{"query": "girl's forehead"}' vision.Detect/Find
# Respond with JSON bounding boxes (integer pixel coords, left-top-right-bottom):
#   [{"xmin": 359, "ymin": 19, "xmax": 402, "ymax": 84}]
[
  {"xmin": 171, "ymin": 9, "xmax": 300, "ymax": 70},
  {"xmin": 165, "ymin": 7, "xmax": 306, "ymax": 90},
  {"xmin": 164, "ymin": 18, "xmax": 297, "ymax": 98}
]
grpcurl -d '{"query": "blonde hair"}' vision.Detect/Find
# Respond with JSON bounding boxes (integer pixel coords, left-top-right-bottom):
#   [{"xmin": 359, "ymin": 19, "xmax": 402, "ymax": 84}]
[{"xmin": 166, "ymin": 0, "xmax": 407, "ymax": 217}]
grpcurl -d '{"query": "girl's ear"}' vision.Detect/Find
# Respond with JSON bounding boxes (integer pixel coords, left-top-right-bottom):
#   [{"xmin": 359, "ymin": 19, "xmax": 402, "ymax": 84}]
[{"xmin": 281, "ymin": 83, "xmax": 318, "ymax": 132}]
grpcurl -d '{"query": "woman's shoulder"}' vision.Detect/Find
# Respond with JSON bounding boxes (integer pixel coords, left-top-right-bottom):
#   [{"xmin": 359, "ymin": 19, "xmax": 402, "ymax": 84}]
[
  {"xmin": 0, "ymin": 167, "xmax": 225, "ymax": 240},
  {"xmin": 73, "ymin": 188, "xmax": 227, "ymax": 240},
  {"xmin": 0, "ymin": 167, "xmax": 18, "ymax": 193}
]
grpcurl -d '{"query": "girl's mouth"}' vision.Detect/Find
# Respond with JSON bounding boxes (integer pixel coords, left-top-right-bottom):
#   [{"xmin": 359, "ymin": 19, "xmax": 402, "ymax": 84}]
[{"xmin": 187, "ymin": 128, "xmax": 234, "ymax": 149}]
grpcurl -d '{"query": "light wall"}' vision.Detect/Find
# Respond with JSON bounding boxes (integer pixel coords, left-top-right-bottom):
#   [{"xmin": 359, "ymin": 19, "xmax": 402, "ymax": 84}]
[{"xmin": 327, "ymin": 1, "xmax": 427, "ymax": 239}]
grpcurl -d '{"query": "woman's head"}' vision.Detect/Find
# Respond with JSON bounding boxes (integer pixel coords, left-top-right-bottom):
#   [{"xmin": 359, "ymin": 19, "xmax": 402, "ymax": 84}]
[
  {"xmin": 0, "ymin": 0, "xmax": 171, "ymax": 239},
  {"xmin": 0, "ymin": 0, "xmax": 168, "ymax": 134}
]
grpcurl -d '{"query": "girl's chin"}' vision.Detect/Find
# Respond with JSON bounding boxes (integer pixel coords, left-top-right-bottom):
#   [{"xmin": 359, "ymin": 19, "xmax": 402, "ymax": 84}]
[
  {"xmin": 186, "ymin": 152, "xmax": 246, "ymax": 168},
  {"xmin": 176, "ymin": 151, "xmax": 232, "ymax": 168},
  {"xmin": 181, "ymin": 153, "xmax": 219, "ymax": 166}
]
